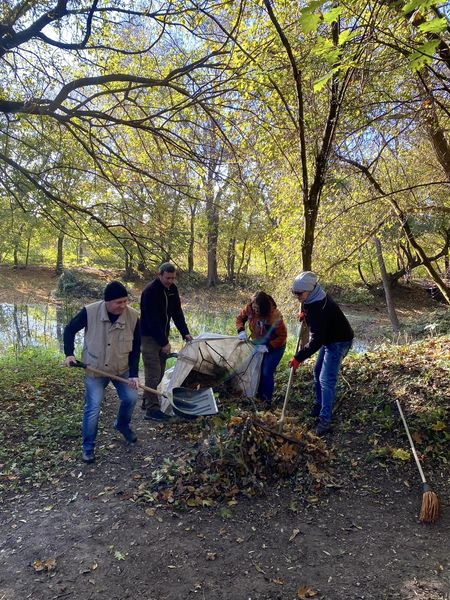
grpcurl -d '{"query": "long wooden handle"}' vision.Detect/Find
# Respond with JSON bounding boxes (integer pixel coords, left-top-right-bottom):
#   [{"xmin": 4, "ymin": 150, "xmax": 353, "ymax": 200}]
[
  {"xmin": 278, "ymin": 366, "xmax": 295, "ymax": 426},
  {"xmin": 395, "ymin": 399, "xmax": 427, "ymax": 484},
  {"xmin": 84, "ymin": 364, "xmax": 161, "ymax": 396},
  {"xmin": 277, "ymin": 312, "xmax": 305, "ymax": 431}
]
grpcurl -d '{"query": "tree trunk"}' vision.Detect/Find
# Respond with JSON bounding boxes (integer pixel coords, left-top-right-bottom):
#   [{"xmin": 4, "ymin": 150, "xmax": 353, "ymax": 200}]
[
  {"xmin": 373, "ymin": 236, "xmax": 400, "ymax": 332},
  {"xmin": 206, "ymin": 189, "xmax": 220, "ymax": 287},
  {"xmin": 341, "ymin": 156, "xmax": 450, "ymax": 305},
  {"xmin": 188, "ymin": 204, "xmax": 196, "ymax": 273},
  {"xmin": 77, "ymin": 240, "xmax": 84, "ymax": 264},
  {"xmin": 25, "ymin": 234, "xmax": 31, "ymax": 266},
  {"xmin": 56, "ymin": 234, "xmax": 64, "ymax": 274},
  {"xmin": 227, "ymin": 236, "xmax": 236, "ymax": 282}
]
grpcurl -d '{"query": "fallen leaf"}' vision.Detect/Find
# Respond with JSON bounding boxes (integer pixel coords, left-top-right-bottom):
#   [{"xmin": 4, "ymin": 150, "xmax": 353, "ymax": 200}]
[
  {"xmin": 412, "ymin": 431, "xmax": 423, "ymax": 444},
  {"xmin": 298, "ymin": 585, "xmax": 318, "ymax": 598},
  {"xmin": 391, "ymin": 448, "xmax": 411, "ymax": 461},
  {"xmin": 32, "ymin": 558, "xmax": 57, "ymax": 573},
  {"xmin": 289, "ymin": 528, "xmax": 301, "ymax": 542},
  {"xmin": 206, "ymin": 552, "xmax": 217, "ymax": 561}
]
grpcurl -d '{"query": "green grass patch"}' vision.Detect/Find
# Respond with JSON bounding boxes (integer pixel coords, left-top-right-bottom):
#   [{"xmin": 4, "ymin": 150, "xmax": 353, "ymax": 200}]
[
  {"xmin": 339, "ymin": 336, "xmax": 449, "ymax": 467},
  {"xmin": 0, "ymin": 347, "xmax": 85, "ymax": 496}
]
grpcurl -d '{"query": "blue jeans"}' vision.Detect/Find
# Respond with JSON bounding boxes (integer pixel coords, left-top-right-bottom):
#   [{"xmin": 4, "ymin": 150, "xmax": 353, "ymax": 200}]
[
  {"xmin": 313, "ymin": 340, "xmax": 352, "ymax": 423},
  {"xmin": 258, "ymin": 346, "xmax": 285, "ymax": 401},
  {"xmin": 82, "ymin": 372, "xmax": 138, "ymax": 452}
]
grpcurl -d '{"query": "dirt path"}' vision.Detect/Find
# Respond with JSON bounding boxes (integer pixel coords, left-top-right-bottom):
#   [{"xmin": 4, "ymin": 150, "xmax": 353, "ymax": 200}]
[{"xmin": 1, "ymin": 394, "xmax": 449, "ymax": 600}]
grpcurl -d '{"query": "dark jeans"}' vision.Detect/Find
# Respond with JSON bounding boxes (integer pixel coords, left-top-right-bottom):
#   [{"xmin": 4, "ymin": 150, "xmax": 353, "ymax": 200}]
[
  {"xmin": 313, "ymin": 340, "xmax": 352, "ymax": 423},
  {"xmin": 141, "ymin": 335, "xmax": 167, "ymax": 410},
  {"xmin": 257, "ymin": 345, "xmax": 285, "ymax": 401}
]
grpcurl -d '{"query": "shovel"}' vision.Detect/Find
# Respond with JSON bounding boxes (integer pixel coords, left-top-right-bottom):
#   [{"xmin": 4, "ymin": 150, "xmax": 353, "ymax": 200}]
[{"xmin": 70, "ymin": 361, "xmax": 218, "ymax": 417}]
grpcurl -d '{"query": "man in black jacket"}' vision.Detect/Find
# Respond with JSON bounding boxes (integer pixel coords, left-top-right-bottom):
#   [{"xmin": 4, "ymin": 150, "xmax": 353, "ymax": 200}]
[
  {"xmin": 289, "ymin": 271, "xmax": 353, "ymax": 436},
  {"xmin": 140, "ymin": 263, "xmax": 193, "ymax": 421}
]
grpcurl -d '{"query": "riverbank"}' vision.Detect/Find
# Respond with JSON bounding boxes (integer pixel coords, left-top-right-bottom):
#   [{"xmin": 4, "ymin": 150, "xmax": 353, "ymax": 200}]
[{"xmin": 0, "ymin": 263, "xmax": 443, "ymax": 329}]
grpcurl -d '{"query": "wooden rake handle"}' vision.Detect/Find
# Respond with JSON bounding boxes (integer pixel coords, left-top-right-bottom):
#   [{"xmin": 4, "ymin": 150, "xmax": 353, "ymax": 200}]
[{"xmin": 70, "ymin": 360, "xmax": 161, "ymax": 396}]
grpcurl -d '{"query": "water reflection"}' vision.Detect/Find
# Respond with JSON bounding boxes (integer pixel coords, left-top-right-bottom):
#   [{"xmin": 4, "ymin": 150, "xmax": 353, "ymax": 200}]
[
  {"xmin": 0, "ymin": 303, "xmax": 76, "ymax": 353},
  {"xmin": 0, "ymin": 302, "xmax": 370, "ymax": 354}
]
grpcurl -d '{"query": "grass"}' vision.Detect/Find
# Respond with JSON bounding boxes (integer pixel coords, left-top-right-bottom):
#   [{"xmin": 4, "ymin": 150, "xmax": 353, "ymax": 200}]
[
  {"xmin": 279, "ymin": 335, "xmax": 449, "ymax": 470},
  {"xmin": 0, "ymin": 347, "xmax": 85, "ymax": 496},
  {"xmin": 1, "ymin": 337, "xmax": 448, "ymax": 502}
]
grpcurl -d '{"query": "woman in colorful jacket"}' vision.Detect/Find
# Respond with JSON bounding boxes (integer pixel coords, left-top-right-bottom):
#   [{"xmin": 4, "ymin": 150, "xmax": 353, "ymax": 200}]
[{"xmin": 236, "ymin": 291, "xmax": 287, "ymax": 403}]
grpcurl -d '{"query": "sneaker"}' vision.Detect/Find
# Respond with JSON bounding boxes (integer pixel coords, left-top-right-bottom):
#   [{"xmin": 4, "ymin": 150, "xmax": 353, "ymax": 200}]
[
  {"xmin": 316, "ymin": 420, "xmax": 332, "ymax": 436},
  {"xmin": 309, "ymin": 404, "xmax": 321, "ymax": 418},
  {"xmin": 144, "ymin": 408, "xmax": 171, "ymax": 422},
  {"xmin": 82, "ymin": 450, "xmax": 95, "ymax": 464},
  {"xmin": 115, "ymin": 425, "xmax": 138, "ymax": 443}
]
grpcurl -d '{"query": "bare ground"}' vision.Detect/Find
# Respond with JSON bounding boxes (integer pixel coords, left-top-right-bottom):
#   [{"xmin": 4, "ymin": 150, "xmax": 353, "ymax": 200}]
[
  {"xmin": 0, "ymin": 266, "xmax": 448, "ymax": 600},
  {"xmin": 1, "ymin": 391, "xmax": 449, "ymax": 600}
]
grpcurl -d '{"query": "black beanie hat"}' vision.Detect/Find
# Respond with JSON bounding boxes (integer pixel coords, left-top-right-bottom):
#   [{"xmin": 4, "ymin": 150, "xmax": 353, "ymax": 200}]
[{"xmin": 104, "ymin": 281, "xmax": 128, "ymax": 301}]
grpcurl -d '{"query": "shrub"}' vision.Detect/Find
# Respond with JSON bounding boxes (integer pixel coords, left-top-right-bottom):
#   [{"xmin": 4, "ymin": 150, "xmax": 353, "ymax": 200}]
[{"xmin": 56, "ymin": 270, "xmax": 105, "ymax": 299}]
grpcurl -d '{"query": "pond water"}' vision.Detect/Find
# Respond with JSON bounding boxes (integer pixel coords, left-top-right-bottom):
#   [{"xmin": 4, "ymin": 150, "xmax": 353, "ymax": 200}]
[{"xmin": 0, "ymin": 302, "xmax": 370, "ymax": 355}]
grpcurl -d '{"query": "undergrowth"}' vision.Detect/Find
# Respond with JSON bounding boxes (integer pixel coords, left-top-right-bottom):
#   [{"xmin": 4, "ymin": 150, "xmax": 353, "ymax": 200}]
[
  {"xmin": 0, "ymin": 347, "xmax": 84, "ymax": 497},
  {"xmin": 0, "ymin": 337, "xmax": 448, "ymax": 504}
]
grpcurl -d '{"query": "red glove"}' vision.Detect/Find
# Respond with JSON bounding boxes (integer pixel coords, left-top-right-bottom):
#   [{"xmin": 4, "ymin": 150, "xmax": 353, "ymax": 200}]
[
  {"xmin": 289, "ymin": 357, "xmax": 301, "ymax": 371},
  {"xmin": 297, "ymin": 311, "xmax": 305, "ymax": 322}
]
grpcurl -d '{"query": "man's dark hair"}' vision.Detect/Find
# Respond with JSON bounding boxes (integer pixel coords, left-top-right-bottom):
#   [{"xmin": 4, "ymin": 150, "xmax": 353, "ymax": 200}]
[{"xmin": 159, "ymin": 262, "xmax": 176, "ymax": 274}]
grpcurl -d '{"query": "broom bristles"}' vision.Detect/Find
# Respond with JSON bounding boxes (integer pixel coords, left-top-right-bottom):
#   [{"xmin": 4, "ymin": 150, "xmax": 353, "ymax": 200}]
[{"xmin": 419, "ymin": 490, "xmax": 440, "ymax": 523}]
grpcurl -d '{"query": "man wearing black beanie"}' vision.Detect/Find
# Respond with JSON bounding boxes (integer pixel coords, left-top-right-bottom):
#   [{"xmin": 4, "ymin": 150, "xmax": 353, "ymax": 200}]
[{"xmin": 64, "ymin": 281, "xmax": 141, "ymax": 463}]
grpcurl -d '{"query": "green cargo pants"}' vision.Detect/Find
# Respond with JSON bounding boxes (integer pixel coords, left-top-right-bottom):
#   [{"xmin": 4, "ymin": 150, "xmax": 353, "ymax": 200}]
[{"xmin": 141, "ymin": 336, "xmax": 167, "ymax": 410}]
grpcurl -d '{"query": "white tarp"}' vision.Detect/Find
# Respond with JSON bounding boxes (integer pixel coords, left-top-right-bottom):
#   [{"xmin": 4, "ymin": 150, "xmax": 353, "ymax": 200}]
[{"xmin": 159, "ymin": 333, "xmax": 263, "ymax": 413}]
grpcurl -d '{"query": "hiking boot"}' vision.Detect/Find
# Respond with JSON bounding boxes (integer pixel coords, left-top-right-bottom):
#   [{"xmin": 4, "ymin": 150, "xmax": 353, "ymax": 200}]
[
  {"xmin": 309, "ymin": 404, "xmax": 321, "ymax": 418},
  {"xmin": 315, "ymin": 420, "xmax": 332, "ymax": 436},
  {"xmin": 115, "ymin": 425, "xmax": 138, "ymax": 443},
  {"xmin": 82, "ymin": 450, "xmax": 95, "ymax": 464},
  {"xmin": 144, "ymin": 408, "xmax": 171, "ymax": 422}
]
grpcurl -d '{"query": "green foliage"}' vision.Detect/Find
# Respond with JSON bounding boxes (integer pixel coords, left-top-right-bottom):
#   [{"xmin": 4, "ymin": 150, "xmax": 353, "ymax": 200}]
[
  {"xmin": 409, "ymin": 39, "xmax": 441, "ymax": 71},
  {"xmin": 0, "ymin": 348, "xmax": 84, "ymax": 495},
  {"xmin": 56, "ymin": 270, "xmax": 105, "ymax": 299},
  {"xmin": 403, "ymin": 308, "xmax": 450, "ymax": 339}
]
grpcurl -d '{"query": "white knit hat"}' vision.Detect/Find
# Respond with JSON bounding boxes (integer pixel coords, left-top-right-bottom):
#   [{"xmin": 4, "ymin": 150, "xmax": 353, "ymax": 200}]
[{"xmin": 292, "ymin": 271, "xmax": 318, "ymax": 293}]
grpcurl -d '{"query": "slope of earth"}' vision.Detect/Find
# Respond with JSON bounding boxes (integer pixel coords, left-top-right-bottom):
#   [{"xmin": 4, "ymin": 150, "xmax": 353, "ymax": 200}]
[{"xmin": 1, "ymin": 336, "xmax": 449, "ymax": 600}]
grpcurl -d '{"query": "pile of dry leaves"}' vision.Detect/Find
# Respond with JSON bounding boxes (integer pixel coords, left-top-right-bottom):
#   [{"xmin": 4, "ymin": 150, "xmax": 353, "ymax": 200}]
[{"xmin": 134, "ymin": 411, "xmax": 331, "ymax": 509}]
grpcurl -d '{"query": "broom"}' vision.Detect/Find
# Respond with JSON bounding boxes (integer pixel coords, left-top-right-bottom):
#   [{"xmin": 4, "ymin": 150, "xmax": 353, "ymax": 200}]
[{"xmin": 395, "ymin": 399, "xmax": 440, "ymax": 523}]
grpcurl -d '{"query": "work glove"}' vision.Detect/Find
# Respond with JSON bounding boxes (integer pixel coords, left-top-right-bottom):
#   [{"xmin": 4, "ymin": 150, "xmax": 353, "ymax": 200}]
[
  {"xmin": 297, "ymin": 311, "xmax": 305, "ymax": 323},
  {"xmin": 289, "ymin": 357, "xmax": 301, "ymax": 371},
  {"xmin": 238, "ymin": 331, "xmax": 247, "ymax": 341},
  {"xmin": 255, "ymin": 344, "xmax": 268, "ymax": 353}
]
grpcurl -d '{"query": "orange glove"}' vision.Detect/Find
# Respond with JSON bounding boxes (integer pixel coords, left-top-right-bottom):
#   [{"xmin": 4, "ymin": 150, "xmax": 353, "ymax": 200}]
[{"xmin": 289, "ymin": 357, "xmax": 301, "ymax": 371}]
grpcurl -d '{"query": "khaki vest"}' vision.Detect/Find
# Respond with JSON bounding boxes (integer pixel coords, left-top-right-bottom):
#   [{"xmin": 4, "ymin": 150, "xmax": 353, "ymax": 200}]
[{"xmin": 81, "ymin": 301, "xmax": 139, "ymax": 376}]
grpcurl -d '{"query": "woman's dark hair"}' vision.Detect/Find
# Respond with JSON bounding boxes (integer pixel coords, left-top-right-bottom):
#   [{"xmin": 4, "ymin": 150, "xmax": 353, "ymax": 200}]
[{"xmin": 253, "ymin": 291, "xmax": 273, "ymax": 317}]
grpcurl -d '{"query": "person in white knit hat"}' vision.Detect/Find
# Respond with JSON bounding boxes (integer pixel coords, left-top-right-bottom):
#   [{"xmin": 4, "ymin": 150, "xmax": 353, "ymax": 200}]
[{"xmin": 289, "ymin": 271, "xmax": 354, "ymax": 435}]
